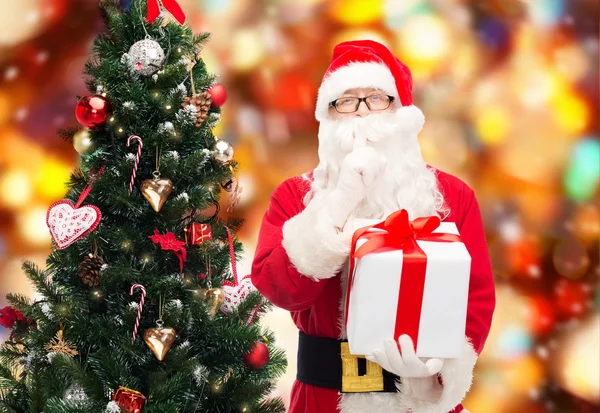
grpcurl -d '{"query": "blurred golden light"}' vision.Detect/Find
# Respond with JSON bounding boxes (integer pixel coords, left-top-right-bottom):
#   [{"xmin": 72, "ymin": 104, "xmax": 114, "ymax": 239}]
[
  {"xmin": 478, "ymin": 286, "xmax": 533, "ymax": 365},
  {"xmin": 475, "ymin": 105, "xmax": 510, "ymax": 145},
  {"xmin": 514, "ymin": 67, "xmax": 568, "ymax": 109},
  {"xmin": 0, "ymin": 255, "xmax": 46, "ymax": 298},
  {"xmin": 330, "ymin": 29, "xmax": 390, "ymax": 51},
  {"xmin": 420, "ymin": 119, "xmax": 468, "ymax": 172},
  {"xmin": 235, "ymin": 172, "xmax": 254, "ymax": 208},
  {"xmin": 552, "ymin": 237, "xmax": 590, "ymax": 280},
  {"xmin": 572, "ymin": 204, "xmax": 600, "ymax": 242},
  {"xmin": 212, "ymin": 120, "xmax": 224, "ymax": 138},
  {"xmin": 200, "ymin": 47, "xmax": 220, "ymax": 74},
  {"xmin": 17, "ymin": 206, "xmax": 51, "ymax": 246},
  {"xmin": 463, "ymin": 383, "xmax": 510, "ymax": 413},
  {"xmin": 501, "ymin": 355, "xmax": 545, "ymax": 395},
  {"xmin": 553, "ymin": 315, "xmax": 600, "ymax": 404},
  {"xmin": 553, "ymin": 44, "xmax": 590, "ymax": 82},
  {"xmin": 1, "ymin": 129, "xmax": 45, "ymax": 169},
  {"xmin": 383, "ymin": 0, "xmax": 425, "ymax": 25},
  {"xmin": 0, "ymin": 169, "xmax": 32, "ymax": 208},
  {"xmin": 230, "ymin": 28, "xmax": 267, "ymax": 72},
  {"xmin": 34, "ymin": 157, "xmax": 71, "ymax": 201},
  {"xmin": 140, "ymin": 253, "xmax": 152, "ymax": 264},
  {"xmin": 0, "ymin": 0, "xmax": 45, "ymax": 47},
  {"xmin": 0, "ymin": 91, "xmax": 11, "ymax": 126},
  {"xmin": 396, "ymin": 14, "xmax": 450, "ymax": 78},
  {"xmin": 329, "ymin": 0, "xmax": 384, "ymax": 25},
  {"xmin": 449, "ymin": 38, "xmax": 479, "ymax": 83},
  {"xmin": 495, "ymin": 129, "xmax": 569, "ymax": 186},
  {"xmin": 551, "ymin": 92, "xmax": 589, "ymax": 135}
]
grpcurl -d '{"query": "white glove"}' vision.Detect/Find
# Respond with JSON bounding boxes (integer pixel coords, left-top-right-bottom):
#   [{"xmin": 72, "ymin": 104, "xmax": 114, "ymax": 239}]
[
  {"xmin": 366, "ymin": 335, "xmax": 444, "ymax": 378},
  {"xmin": 327, "ymin": 146, "xmax": 386, "ymax": 228}
]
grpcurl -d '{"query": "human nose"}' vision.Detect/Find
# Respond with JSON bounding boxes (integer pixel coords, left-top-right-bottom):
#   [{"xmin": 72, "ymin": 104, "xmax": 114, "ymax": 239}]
[{"xmin": 354, "ymin": 100, "xmax": 370, "ymax": 117}]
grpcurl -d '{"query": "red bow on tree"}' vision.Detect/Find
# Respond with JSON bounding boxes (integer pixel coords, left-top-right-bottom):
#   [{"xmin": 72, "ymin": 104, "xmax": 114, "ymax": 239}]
[
  {"xmin": 146, "ymin": 0, "xmax": 186, "ymax": 25},
  {"xmin": 0, "ymin": 306, "xmax": 25, "ymax": 329},
  {"xmin": 149, "ymin": 229, "xmax": 187, "ymax": 272}
]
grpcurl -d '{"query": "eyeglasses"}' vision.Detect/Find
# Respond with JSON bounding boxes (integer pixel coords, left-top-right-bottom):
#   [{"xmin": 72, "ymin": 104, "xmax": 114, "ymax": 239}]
[{"xmin": 329, "ymin": 93, "xmax": 395, "ymax": 113}]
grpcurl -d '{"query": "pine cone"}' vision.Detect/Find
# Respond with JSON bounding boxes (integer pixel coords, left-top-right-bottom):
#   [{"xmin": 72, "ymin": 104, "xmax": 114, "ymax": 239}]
[
  {"xmin": 182, "ymin": 91, "xmax": 212, "ymax": 127},
  {"xmin": 78, "ymin": 254, "xmax": 105, "ymax": 287}
]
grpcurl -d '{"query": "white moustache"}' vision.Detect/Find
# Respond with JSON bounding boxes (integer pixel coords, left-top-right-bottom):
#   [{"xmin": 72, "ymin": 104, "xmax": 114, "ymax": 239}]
[{"xmin": 318, "ymin": 105, "xmax": 426, "ymax": 155}]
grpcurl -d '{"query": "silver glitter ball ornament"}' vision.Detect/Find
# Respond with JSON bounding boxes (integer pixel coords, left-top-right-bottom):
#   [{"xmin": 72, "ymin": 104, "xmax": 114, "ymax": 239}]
[
  {"xmin": 214, "ymin": 140, "xmax": 234, "ymax": 163},
  {"xmin": 64, "ymin": 383, "xmax": 88, "ymax": 404},
  {"xmin": 127, "ymin": 39, "xmax": 165, "ymax": 76}
]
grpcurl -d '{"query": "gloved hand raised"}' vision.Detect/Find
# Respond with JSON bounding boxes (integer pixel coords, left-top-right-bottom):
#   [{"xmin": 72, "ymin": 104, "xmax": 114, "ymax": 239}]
[{"xmin": 327, "ymin": 146, "xmax": 387, "ymax": 229}]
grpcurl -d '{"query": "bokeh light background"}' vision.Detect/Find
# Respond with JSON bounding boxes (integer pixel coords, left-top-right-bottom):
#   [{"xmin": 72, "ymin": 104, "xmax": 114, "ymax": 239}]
[{"xmin": 0, "ymin": 0, "xmax": 598, "ymax": 411}]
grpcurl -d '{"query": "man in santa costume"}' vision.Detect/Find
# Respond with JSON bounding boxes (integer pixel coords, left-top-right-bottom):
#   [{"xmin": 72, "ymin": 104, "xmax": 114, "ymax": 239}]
[{"xmin": 251, "ymin": 40, "xmax": 496, "ymax": 413}]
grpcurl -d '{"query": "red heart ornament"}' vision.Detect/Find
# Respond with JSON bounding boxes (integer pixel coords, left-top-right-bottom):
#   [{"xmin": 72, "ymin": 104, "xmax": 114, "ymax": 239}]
[{"xmin": 46, "ymin": 200, "xmax": 101, "ymax": 250}]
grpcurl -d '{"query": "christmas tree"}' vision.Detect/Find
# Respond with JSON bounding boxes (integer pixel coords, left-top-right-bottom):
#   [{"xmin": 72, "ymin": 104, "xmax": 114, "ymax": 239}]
[{"xmin": 0, "ymin": 1, "xmax": 286, "ymax": 412}]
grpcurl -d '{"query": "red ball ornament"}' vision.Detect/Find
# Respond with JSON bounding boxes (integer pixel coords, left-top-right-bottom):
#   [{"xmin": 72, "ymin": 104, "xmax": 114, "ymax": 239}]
[
  {"xmin": 208, "ymin": 83, "xmax": 227, "ymax": 108},
  {"xmin": 554, "ymin": 278, "xmax": 592, "ymax": 318},
  {"xmin": 75, "ymin": 95, "xmax": 112, "ymax": 130},
  {"xmin": 527, "ymin": 296, "xmax": 556, "ymax": 336},
  {"xmin": 243, "ymin": 341, "xmax": 269, "ymax": 369}
]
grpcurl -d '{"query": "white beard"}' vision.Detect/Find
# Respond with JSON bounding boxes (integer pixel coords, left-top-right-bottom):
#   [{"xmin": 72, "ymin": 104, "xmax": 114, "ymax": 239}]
[{"xmin": 305, "ymin": 106, "xmax": 448, "ymax": 221}]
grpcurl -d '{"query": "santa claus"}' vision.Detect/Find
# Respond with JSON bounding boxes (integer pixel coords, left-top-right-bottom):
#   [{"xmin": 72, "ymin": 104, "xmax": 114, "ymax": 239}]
[{"xmin": 251, "ymin": 40, "xmax": 496, "ymax": 413}]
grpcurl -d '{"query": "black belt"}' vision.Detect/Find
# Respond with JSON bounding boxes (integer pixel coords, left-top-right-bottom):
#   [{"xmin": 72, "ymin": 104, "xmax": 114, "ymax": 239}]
[{"xmin": 297, "ymin": 331, "xmax": 400, "ymax": 393}]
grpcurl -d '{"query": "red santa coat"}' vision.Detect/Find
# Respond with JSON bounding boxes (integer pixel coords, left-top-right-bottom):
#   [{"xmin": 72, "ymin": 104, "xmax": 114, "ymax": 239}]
[{"xmin": 251, "ymin": 170, "xmax": 496, "ymax": 413}]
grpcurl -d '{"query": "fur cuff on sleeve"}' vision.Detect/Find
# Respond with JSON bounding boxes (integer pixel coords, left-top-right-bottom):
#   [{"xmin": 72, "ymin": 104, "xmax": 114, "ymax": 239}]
[
  {"xmin": 281, "ymin": 196, "xmax": 350, "ymax": 280},
  {"xmin": 397, "ymin": 337, "xmax": 478, "ymax": 413}
]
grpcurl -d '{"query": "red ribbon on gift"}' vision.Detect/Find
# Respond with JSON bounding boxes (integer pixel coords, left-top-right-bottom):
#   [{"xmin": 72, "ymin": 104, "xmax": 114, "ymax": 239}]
[
  {"xmin": 344, "ymin": 209, "xmax": 462, "ymax": 350},
  {"xmin": 147, "ymin": 0, "xmax": 186, "ymax": 25}
]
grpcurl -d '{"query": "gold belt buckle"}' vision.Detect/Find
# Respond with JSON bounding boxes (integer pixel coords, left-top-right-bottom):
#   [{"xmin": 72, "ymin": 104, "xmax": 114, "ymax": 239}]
[{"xmin": 340, "ymin": 342, "xmax": 384, "ymax": 392}]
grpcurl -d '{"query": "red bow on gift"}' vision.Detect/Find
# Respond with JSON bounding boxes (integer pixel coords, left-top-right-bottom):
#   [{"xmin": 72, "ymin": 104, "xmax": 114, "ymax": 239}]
[
  {"xmin": 149, "ymin": 229, "xmax": 187, "ymax": 273},
  {"xmin": 345, "ymin": 210, "xmax": 462, "ymax": 349},
  {"xmin": 147, "ymin": 0, "xmax": 186, "ymax": 25}
]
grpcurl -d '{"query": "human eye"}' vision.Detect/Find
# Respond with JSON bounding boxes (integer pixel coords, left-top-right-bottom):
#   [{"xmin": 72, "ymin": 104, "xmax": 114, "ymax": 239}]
[{"xmin": 368, "ymin": 94, "xmax": 386, "ymax": 102}]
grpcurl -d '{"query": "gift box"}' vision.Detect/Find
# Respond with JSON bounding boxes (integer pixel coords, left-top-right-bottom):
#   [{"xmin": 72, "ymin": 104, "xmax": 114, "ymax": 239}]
[
  {"xmin": 345, "ymin": 210, "xmax": 471, "ymax": 359},
  {"xmin": 112, "ymin": 386, "xmax": 146, "ymax": 413},
  {"xmin": 185, "ymin": 223, "xmax": 212, "ymax": 245}
]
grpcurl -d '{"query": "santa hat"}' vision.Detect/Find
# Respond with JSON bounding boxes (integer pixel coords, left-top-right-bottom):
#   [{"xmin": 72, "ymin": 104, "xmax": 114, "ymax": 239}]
[{"xmin": 315, "ymin": 40, "xmax": 415, "ymax": 121}]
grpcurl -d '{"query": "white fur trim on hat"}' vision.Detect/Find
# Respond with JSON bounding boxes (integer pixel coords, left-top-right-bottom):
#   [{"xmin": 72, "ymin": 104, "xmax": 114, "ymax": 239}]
[{"xmin": 316, "ymin": 62, "xmax": 400, "ymax": 121}]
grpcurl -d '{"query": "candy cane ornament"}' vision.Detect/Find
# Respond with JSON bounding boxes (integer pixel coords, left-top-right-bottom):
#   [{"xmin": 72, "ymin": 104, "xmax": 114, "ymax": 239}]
[
  {"xmin": 130, "ymin": 283, "xmax": 147, "ymax": 343},
  {"xmin": 126, "ymin": 135, "xmax": 143, "ymax": 194}
]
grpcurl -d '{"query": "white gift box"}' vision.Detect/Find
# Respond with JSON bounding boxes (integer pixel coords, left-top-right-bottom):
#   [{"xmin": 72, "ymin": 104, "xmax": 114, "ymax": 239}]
[{"xmin": 346, "ymin": 218, "xmax": 471, "ymax": 359}]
